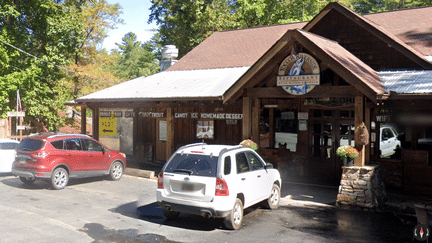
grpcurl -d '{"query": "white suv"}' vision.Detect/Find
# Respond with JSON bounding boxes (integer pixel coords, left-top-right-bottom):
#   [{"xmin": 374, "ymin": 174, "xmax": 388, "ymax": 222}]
[{"xmin": 156, "ymin": 143, "xmax": 282, "ymax": 230}]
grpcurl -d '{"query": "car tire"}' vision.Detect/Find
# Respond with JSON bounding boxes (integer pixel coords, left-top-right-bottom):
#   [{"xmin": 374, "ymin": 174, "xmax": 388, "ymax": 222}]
[
  {"xmin": 224, "ymin": 198, "xmax": 243, "ymax": 230},
  {"xmin": 263, "ymin": 184, "xmax": 280, "ymax": 209},
  {"xmin": 162, "ymin": 208, "xmax": 180, "ymax": 219},
  {"xmin": 19, "ymin": 176, "xmax": 35, "ymax": 184},
  {"xmin": 109, "ymin": 161, "xmax": 123, "ymax": 181},
  {"xmin": 51, "ymin": 167, "xmax": 69, "ymax": 190}
]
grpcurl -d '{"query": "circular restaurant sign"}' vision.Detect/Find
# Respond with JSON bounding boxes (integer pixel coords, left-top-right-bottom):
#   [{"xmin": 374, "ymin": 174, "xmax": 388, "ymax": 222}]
[{"xmin": 277, "ymin": 53, "xmax": 320, "ymax": 95}]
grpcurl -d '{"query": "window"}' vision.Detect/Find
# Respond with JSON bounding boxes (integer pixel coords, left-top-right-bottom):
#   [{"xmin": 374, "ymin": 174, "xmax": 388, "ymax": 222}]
[
  {"xmin": 65, "ymin": 138, "xmax": 82, "ymax": 151},
  {"xmin": 51, "ymin": 140, "xmax": 64, "ymax": 150},
  {"xmin": 236, "ymin": 153, "xmax": 250, "ymax": 174},
  {"xmin": 246, "ymin": 152, "xmax": 264, "ymax": 171},
  {"xmin": 82, "ymin": 139, "xmax": 104, "ymax": 152},
  {"xmin": 164, "ymin": 153, "xmax": 218, "ymax": 177},
  {"xmin": 0, "ymin": 142, "xmax": 19, "ymax": 150},
  {"xmin": 224, "ymin": 156, "xmax": 231, "ymax": 175},
  {"xmin": 17, "ymin": 139, "xmax": 44, "ymax": 151}
]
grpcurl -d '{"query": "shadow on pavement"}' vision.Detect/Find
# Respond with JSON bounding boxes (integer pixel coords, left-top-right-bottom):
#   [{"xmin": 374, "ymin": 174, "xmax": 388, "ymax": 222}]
[
  {"xmin": 135, "ymin": 202, "xmax": 225, "ymax": 231},
  {"xmin": 79, "ymin": 222, "xmax": 180, "ymax": 243}
]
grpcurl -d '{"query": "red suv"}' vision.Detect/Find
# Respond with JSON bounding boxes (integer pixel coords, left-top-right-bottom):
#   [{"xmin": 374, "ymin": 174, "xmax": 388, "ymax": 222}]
[{"xmin": 12, "ymin": 133, "xmax": 127, "ymax": 190}]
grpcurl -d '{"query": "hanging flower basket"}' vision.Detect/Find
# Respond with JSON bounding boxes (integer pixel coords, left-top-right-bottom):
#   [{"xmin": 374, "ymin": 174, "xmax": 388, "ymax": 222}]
[
  {"xmin": 240, "ymin": 139, "xmax": 258, "ymax": 151},
  {"xmin": 336, "ymin": 145, "xmax": 359, "ymax": 160}
]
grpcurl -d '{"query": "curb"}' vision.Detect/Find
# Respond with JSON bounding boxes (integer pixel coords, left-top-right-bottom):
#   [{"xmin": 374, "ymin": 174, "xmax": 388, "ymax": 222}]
[{"xmin": 125, "ymin": 168, "xmax": 156, "ymax": 179}]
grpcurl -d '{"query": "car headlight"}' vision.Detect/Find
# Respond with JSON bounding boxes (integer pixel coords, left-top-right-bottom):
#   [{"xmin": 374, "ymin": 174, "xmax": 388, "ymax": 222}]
[{"xmin": 119, "ymin": 152, "xmax": 126, "ymax": 158}]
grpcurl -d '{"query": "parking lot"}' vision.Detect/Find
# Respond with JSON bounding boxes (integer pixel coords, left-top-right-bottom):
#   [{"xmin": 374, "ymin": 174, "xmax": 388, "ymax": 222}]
[{"xmin": 0, "ymin": 173, "xmax": 419, "ymax": 243}]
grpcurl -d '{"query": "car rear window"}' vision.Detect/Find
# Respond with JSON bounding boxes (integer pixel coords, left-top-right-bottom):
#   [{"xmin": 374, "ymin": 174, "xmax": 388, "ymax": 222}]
[
  {"xmin": 17, "ymin": 139, "xmax": 45, "ymax": 151},
  {"xmin": 164, "ymin": 153, "xmax": 219, "ymax": 177}
]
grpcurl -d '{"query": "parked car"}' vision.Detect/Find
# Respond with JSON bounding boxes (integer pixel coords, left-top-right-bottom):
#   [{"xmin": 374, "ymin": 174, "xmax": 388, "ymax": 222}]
[
  {"xmin": 12, "ymin": 133, "xmax": 126, "ymax": 190},
  {"xmin": 0, "ymin": 139, "xmax": 20, "ymax": 173},
  {"xmin": 380, "ymin": 126, "xmax": 401, "ymax": 158},
  {"xmin": 156, "ymin": 143, "xmax": 281, "ymax": 230}
]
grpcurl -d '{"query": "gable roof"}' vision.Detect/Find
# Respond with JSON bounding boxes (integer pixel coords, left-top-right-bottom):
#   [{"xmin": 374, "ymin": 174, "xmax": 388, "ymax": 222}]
[
  {"xmin": 366, "ymin": 6, "xmax": 432, "ymax": 57},
  {"xmin": 167, "ymin": 23, "xmax": 306, "ymax": 71},
  {"xmin": 75, "ymin": 3, "xmax": 432, "ymax": 105},
  {"xmin": 223, "ymin": 29, "xmax": 383, "ymax": 103},
  {"xmin": 303, "ymin": 2, "xmax": 432, "ymax": 69}
]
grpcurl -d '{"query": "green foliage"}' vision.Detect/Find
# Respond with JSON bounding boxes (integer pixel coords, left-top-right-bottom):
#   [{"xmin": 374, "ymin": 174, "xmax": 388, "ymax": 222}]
[
  {"xmin": 344, "ymin": 0, "xmax": 432, "ymax": 14},
  {"xmin": 0, "ymin": 0, "xmax": 125, "ymax": 131},
  {"xmin": 114, "ymin": 32, "xmax": 160, "ymax": 79},
  {"xmin": 149, "ymin": 0, "xmax": 332, "ymax": 57}
]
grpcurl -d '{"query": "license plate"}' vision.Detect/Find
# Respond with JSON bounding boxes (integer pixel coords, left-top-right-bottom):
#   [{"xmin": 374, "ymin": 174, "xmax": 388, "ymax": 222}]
[{"xmin": 181, "ymin": 183, "xmax": 194, "ymax": 191}]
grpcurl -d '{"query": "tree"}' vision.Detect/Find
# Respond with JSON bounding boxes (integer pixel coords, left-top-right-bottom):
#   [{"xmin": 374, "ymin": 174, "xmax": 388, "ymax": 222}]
[
  {"xmin": 0, "ymin": 0, "xmax": 124, "ymax": 131},
  {"xmin": 0, "ymin": 0, "xmax": 86, "ymax": 131},
  {"xmin": 115, "ymin": 32, "xmax": 160, "ymax": 79},
  {"xmin": 343, "ymin": 0, "xmax": 432, "ymax": 14},
  {"xmin": 149, "ymin": 0, "xmax": 332, "ymax": 58}
]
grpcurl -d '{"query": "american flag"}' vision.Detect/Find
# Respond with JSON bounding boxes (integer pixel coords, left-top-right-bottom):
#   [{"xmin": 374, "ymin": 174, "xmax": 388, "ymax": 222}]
[{"xmin": 17, "ymin": 89, "xmax": 22, "ymax": 112}]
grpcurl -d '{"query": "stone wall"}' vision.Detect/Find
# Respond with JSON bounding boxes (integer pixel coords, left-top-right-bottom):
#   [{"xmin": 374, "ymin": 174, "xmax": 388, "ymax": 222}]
[{"xmin": 336, "ymin": 165, "xmax": 387, "ymax": 210}]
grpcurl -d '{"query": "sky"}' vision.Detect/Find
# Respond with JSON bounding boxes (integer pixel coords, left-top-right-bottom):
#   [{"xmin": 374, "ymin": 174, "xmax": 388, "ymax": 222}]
[{"xmin": 101, "ymin": 0, "xmax": 157, "ymax": 51}]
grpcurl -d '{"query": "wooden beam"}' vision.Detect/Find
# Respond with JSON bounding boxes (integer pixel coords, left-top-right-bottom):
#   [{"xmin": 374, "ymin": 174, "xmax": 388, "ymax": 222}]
[
  {"xmin": 269, "ymin": 108, "xmax": 275, "ymax": 148},
  {"xmin": 354, "ymin": 96, "xmax": 364, "ymax": 167},
  {"xmin": 252, "ymin": 98, "xmax": 260, "ymax": 145},
  {"xmin": 166, "ymin": 108, "xmax": 174, "ymax": 161},
  {"xmin": 93, "ymin": 107, "xmax": 99, "ymax": 140},
  {"xmin": 242, "ymin": 97, "xmax": 252, "ymax": 140},
  {"xmin": 81, "ymin": 106, "xmax": 86, "ymax": 135},
  {"xmin": 247, "ymin": 86, "xmax": 358, "ymax": 98}
]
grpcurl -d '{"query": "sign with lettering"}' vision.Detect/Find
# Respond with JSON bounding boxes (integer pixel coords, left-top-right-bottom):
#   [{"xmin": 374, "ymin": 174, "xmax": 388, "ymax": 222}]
[
  {"xmin": 277, "ymin": 53, "xmax": 320, "ymax": 95},
  {"xmin": 99, "ymin": 116, "xmax": 117, "ymax": 136}
]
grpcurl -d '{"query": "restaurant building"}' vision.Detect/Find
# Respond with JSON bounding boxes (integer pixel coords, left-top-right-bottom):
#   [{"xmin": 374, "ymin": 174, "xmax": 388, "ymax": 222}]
[{"xmin": 75, "ymin": 3, "xmax": 432, "ymax": 196}]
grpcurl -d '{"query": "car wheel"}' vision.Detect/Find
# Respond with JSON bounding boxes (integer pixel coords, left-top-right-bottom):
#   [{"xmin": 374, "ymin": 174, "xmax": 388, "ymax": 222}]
[
  {"xmin": 109, "ymin": 161, "xmax": 123, "ymax": 181},
  {"xmin": 51, "ymin": 167, "xmax": 69, "ymax": 190},
  {"xmin": 19, "ymin": 176, "xmax": 35, "ymax": 184},
  {"xmin": 263, "ymin": 184, "xmax": 280, "ymax": 209},
  {"xmin": 162, "ymin": 208, "xmax": 180, "ymax": 220},
  {"xmin": 224, "ymin": 198, "xmax": 243, "ymax": 230}
]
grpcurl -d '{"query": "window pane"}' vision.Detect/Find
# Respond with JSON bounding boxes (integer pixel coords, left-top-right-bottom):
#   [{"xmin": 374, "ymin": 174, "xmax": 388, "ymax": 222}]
[
  {"xmin": 65, "ymin": 138, "xmax": 82, "ymax": 151},
  {"xmin": 236, "ymin": 153, "xmax": 250, "ymax": 174},
  {"xmin": 246, "ymin": 152, "xmax": 264, "ymax": 171},
  {"xmin": 51, "ymin": 140, "xmax": 64, "ymax": 150}
]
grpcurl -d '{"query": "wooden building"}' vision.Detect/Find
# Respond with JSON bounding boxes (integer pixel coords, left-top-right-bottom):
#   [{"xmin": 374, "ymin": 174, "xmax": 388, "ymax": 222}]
[{"xmin": 75, "ymin": 3, "xmax": 432, "ymax": 195}]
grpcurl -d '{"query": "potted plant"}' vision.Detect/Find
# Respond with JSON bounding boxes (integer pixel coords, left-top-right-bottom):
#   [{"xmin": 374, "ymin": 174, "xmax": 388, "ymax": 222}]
[
  {"xmin": 336, "ymin": 145, "xmax": 359, "ymax": 166},
  {"xmin": 240, "ymin": 139, "xmax": 259, "ymax": 151}
]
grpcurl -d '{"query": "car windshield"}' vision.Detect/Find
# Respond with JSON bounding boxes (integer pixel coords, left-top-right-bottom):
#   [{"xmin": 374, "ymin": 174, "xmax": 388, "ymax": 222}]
[
  {"xmin": 0, "ymin": 142, "xmax": 19, "ymax": 150},
  {"xmin": 17, "ymin": 139, "xmax": 45, "ymax": 151},
  {"xmin": 164, "ymin": 153, "xmax": 218, "ymax": 177}
]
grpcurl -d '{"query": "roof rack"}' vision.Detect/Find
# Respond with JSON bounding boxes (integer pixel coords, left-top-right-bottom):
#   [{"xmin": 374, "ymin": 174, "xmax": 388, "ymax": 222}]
[{"xmin": 177, "ymin": 142, "xmax": 207, "ymax": 151}]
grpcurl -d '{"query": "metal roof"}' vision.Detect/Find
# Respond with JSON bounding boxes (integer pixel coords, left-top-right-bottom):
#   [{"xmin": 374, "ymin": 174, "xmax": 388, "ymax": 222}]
[
  {"xmin": 76, "ymin": 67, "xmax": 250, "ymax": 102},
  {"xmin": 379, "ymin": 70, "xmax": 432, "ymax": 94}
]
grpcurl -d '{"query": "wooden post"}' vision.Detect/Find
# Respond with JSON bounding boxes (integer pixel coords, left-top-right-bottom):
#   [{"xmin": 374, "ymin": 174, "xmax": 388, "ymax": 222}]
[
  {"xmin": 252, "ymin": 98, "xmax": 260, "ymax": 145},
  {"xmin": 81, "ymin": 106, "xmax": 87, "ymax": 134},
  {"xmin": 93, "ymin": 107, "xmax": 99, "ymax": 140},
  {"xmin": 242, "ymin": 97, "xmax": 252, "ymax": 140},
  {"xmin": 354, "ymin": 96, "xmax": 364, "ymax": 167},
  {"xmin": 365, "ymin": 105, "xmax": 371, "ymax": 165},
  {"xmin": 269, "ymin": 108, "xmax": 275, "ymax": 148},
  {"xmin": 166, "ymin": 108, "xmax": 174, "ymax": 161}
]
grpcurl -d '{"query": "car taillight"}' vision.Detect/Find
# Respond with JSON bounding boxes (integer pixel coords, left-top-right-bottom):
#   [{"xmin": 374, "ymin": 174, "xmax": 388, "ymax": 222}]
[
  {"xmin": 157, "ymin": 172, "xmax": 164, "ymax": 189},
  {"xmin": 215, "ymin": 178, "xmax": 229, "ymax": 196},
  {"xmin": 32, "ymin": 151, "xmax": 49, "ymax": 159}
]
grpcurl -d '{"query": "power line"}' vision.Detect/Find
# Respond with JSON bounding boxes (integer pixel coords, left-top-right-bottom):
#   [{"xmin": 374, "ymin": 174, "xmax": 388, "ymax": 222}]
[{"xmin": 0, "ymin": 38, "xmax": 75, "ymax": 73}]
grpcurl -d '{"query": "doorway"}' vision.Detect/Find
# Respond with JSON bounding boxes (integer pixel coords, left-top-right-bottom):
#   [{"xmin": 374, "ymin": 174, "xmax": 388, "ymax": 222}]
[{"xmin": 310, "ymin": 109, "xmax": 355, "ymax": 180}]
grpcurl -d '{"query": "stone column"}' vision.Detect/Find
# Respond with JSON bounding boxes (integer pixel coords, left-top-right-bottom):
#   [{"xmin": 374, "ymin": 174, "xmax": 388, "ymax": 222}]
[{"xmin": 336, "ymin": 165, "xmax": 387, "ymax": 211}]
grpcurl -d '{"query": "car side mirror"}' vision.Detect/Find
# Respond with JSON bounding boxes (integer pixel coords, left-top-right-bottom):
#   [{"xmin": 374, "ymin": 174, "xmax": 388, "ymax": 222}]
[{"xmin": 265, "ymin": 163, "xmax": 273, "ymax": 169}]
